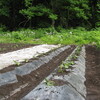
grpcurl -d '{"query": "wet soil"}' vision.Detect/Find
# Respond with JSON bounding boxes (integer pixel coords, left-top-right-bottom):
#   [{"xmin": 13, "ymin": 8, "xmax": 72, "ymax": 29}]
[
  {"xmin": 85, "ymin": 45, "xmax": 100, "ymax": 100},
  {"xmin": 0, "ymin": 43, "xmax": 37, "ymax": 54},
  {"xmin": 0, "ymin": 46, "xmax": 75, "ymax": 100}
]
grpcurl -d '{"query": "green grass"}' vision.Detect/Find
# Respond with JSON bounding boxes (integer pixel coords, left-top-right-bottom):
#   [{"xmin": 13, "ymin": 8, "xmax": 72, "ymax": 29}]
[{"xmin": 0, "ymin": 27, "xmax": 100, "ymax": 47}]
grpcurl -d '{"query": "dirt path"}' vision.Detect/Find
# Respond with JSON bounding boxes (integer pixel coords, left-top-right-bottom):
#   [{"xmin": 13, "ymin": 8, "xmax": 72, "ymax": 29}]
[{"xmin": 85, "ymin": 45, "xmax": 100, "ymax": 100}]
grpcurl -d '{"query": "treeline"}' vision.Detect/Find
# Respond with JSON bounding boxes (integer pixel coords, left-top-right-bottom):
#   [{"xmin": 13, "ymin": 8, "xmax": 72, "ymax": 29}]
[{"xmin": 0, "ymin": 0, "xmax": 100, "ymax": 30}]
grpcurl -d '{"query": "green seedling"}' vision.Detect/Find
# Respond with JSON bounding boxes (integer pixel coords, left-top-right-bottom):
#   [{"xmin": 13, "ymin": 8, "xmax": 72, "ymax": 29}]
[
  {"xmin": 58, "ymin": 65, "xmax": 64, "ymax": 73},
  {"xmin": 44, "ymin": 79, "xmax": 55, "ymax": 86},
  {"xmin": 58, "ymin": 61, "xmax": 75, "ymax": 73},
  {"xmin": 73, "ymin": 55, "xmax": 78, "ymax": 59},
  {"xmin": 24, "ymin": 59, "xmax": 29, "ymax": 62},
  {"xmin": 75, "ymin": 47, "xmax": 81, "ymax": 55},
  {"xmin": 33, "ymin": 56, "xmax": 39, "ymax": 59},
  {"xmin": 13, "ymin": 60, "xmax": 20, "ymax": 66},
  {"xmin": 63, "ymin": 61, "xmax": 74, "ymax": 68},
  {"xmin": 68, "ymin": 56, "xmax": 72, "ymax": 61}
]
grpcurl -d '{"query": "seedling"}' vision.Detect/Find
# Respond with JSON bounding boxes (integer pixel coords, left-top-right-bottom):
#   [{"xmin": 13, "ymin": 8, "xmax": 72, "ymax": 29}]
[
  {"xmin": 58, "ymin": 61, "xmax": 75, "ymax": 73},
  {"xmin": 58, "ymin": 65, "xmax": 64, "ymax": 73},
  {"xmin": 72, "ymin": 55, "xmax": 78, "ymax": 59},
  {"xmin": 24, "ymin": 59, "xmax": 29, "ymax": 62},
  {"xmin": 33, "ymin": 56, "xmax": 39, "ymax": 59},
  {"xmin": 63, "ymin": 61, "xmax": 74, "ymax": 68},
  {"xmin": 75, "ymin": 46, "xmax": 81, "ymax": 55},
  {"xmin": 44, "ymin": 79, "xmax": 55, "ymax": 86},
  {"xmin": 13, "ymin": 60, "xmax": 20, "ymax": 66}
]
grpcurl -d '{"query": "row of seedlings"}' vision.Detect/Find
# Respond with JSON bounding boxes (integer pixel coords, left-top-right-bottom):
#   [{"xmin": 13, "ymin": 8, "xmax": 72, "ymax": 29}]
[{"xmin": 21, "ymin": 46, "xmax": 86, "ymax": 100}]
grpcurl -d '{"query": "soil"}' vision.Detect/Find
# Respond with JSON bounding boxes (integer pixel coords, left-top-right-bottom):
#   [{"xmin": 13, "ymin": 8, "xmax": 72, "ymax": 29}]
[
  {"xmin": 0, "ymin": 43, "xmax": 37, "ymax": 54},
  {"xmin": 0, "ymin": 45, "xmax": 75, "ymax": 100},
  {"xmin": 85, "ymin": 45, "xmax": 100, "ymax": 100}
]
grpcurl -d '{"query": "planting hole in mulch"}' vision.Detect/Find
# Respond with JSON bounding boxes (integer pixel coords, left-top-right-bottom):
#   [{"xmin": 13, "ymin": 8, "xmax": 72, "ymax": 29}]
[{"xmin": 85, "ymin": 45, "xmax": 100, "ymax": 100}]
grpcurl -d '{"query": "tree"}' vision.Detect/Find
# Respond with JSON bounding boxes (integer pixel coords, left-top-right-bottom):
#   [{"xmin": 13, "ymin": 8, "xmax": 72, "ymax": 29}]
[{"xmin": 89, "ymin": 0, "xmax": 100, "ymax": 28}]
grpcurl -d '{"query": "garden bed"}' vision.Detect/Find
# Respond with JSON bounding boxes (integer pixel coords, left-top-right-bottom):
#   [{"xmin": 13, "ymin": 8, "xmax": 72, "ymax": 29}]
[
  {"xmin": 0, "ymin": 45, "xmax": 75, "ymax": 100},
  {"xmin": 0, "ymin": 45, "xmax": 100, "ymax": 100},
  {"xmin": 21, "ymin": 46, "xmax": 86, "ymax": 100}
]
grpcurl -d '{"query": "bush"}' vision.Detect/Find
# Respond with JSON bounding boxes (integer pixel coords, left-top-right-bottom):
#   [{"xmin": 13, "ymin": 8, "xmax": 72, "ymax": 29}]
[{"xmin": 0, "ymin": 24, "xmax": 7, "ymax": 32}]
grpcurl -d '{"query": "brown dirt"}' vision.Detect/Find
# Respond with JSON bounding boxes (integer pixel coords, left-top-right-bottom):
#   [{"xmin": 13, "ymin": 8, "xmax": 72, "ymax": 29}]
[
  {"xmin": 0, "ymin": 45, "xmax": 76, "ymax": 100},
  {"xmin": 0, "ymin": 43, "xmax": 37, "ymax": 54},
  {"xmin": 85, "ymin": 45, "xmax": 100, "ymax": 100}
]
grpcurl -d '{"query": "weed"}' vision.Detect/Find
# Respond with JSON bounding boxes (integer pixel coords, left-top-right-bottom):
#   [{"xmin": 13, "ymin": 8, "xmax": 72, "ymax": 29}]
[{"xmin": 0, "ymin": 27, "xmax": 99, "ymax": 45}]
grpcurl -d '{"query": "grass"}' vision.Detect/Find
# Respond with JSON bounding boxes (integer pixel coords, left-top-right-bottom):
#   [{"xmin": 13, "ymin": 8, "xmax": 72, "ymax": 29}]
[{"xmin": 0, "ymin": 27, "xmax": 100, "ymax": 47}]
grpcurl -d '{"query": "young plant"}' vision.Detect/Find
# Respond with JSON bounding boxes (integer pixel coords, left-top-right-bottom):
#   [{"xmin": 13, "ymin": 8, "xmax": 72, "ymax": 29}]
[
  {"xmin": 75, "ymin": 46, "xmax": 81, "ymax": 55},
  {"xmin": 24, "ymin": 59, "xmax": 29, "ymax": 62},
  {"xmin": 58, "ymin": 61, "xmax": 75, "ymax": 73},
  {"xmin": 58, "ymin": 65, "xmax": 64, "ymax": 73},
  {"xmin": 63, "ymin": 61, "xmax": 75, "ymax": 68},
  {"xmin": 44, "ymin": 79, "xmax": 55, "ymax": 86},
  {"xmin": 72, "ymin": 55, "xmax": 78, "ymax": 59},
  {"xmin": 13, "ymin": 60, "xmax": 21, "ymax": 66}
]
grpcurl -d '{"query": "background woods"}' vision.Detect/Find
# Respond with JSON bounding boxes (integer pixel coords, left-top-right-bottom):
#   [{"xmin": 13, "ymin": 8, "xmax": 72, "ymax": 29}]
[{"xmin": 0, "ymin": 0, "xmax": 100, "ymax": 30}]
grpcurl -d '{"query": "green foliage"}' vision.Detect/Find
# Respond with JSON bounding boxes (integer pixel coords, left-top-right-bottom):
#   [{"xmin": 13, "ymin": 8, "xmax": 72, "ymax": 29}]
[
  {"xmin": 96, "ymin": 41, "xmax": 100, "ymax": 49},
  {"xmin": 20, "ymin": 4, "xmax": 52, "ymax": 20},
  {"xmin": 13, "ymin": 60, "xmax": 20, "ymax": 66},
  {"xmin": 0, "ymin": 0, "xmax": 99, "ymax": 29},
  {"xmin": 0, "ymin": 28, "xmax": 99, "ymax": 45},
  {"xmin": 58, "ymin": 60, "xmax": 75, "ymax": 73},
  {"xmin": 49, "ymin": 14, "xmax": 58, "ymax": 20},
  {"xmin": 0, "ymin": 24, "xmax": 7, "ymax": 32},
  {"xmin": 24, "ymin": 59, "xmax": 29, "ymax": 62},
  {"xmin": 0, "ymin": 0, "xmax": 9, "ymax": 16},
  {"xmin": 44, "ymin": 79, "xmax": 55, "ymax": 86},
  {"xmin": 25, "ymin": 0, "xmax": 32, "ymax": 7}
]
